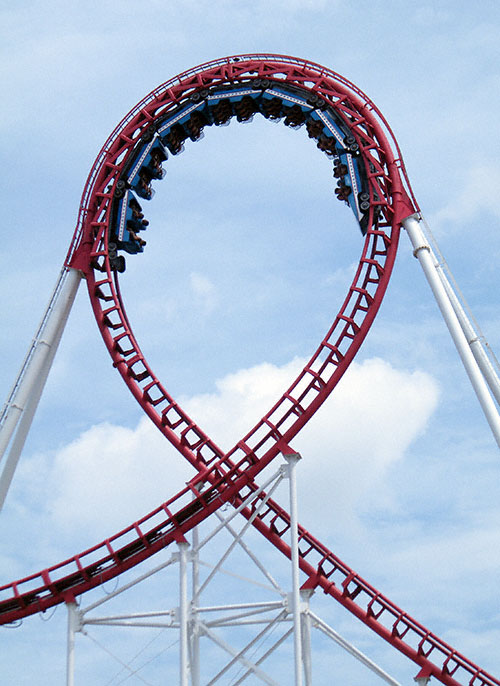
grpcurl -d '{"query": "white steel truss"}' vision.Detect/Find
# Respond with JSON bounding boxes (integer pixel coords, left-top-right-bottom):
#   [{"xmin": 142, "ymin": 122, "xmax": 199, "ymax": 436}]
[{"xmin": 64, "ymin": 456, "xmax": 404, "ymax": 685}]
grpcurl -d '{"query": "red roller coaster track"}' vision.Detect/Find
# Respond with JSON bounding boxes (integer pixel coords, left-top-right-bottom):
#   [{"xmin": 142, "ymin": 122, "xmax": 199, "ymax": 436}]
[{"xmin": 1, "ymin": 54, "xmax": 498, "ymax": 686}]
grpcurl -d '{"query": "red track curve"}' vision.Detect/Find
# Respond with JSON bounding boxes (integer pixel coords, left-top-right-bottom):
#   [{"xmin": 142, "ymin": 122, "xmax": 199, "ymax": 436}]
[{"xmin": 1, "ymin": 55, "xmax": 497, "ymax": 686}]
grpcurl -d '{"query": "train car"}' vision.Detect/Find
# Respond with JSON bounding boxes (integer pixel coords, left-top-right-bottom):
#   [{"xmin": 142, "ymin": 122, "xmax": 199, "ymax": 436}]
[
  {"xmin": 206, "ymin": 82, "xmax": 371, "ymax": 234},
  {"xmin": 157, "ymin": 99, "xmax": 211, "ymax": 153},
  {"xmin": 123, "ymin": 138, "xmax": 168, "ymax": 200},
  {"xmin": 107, "ymin": 134, "xmax": 168, "ymax": 269},
  {"xmin": 304, "ymin": 102, "xmax": 370, "ymax": 234},
  {"xmin": 149, "ymin": 80, "xmax": 373, "ymax": 237},
  {"xmin": 105, "ymin": 79, "xmax": 373, "ymax": 276},
  {"xmin": 110, "ymin": 189, "xmax": 148, "ymax": 256}
]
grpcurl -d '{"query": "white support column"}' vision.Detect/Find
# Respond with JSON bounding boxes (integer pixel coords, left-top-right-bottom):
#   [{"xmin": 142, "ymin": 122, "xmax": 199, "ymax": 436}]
[
  {"xmin": 403, "ymin": 215, "xmax": 500, "ymax": 449},
  {"xmin": 0, "ymin": 267, "xmax": 81, "ymax": 509},
  {"xmin": 285, "ymin": 452, "xmax": 303, "ymax": 686},
  {"xmin": 191, "ymin": 525, "xmax": 201, "ymax": 686},
  {"xmin": 178, "ymin": 540, "xmax": 190, "ymax": 686},
  {"xmin": 66, "ymin": 601, "xmax": 80, "ymax": 686},
  {"xmin": 435, "ymin": 263, "xmax": 500, "ymax": 407},
  {"xmin": 300, "ymin": 590, "xmax": 314, "ymax": 686}
]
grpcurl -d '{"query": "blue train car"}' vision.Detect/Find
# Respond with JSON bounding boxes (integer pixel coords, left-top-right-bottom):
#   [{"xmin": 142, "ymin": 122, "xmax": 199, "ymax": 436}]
[
  {"xmin": 123, "ymin": 138, "xmax": 168, "ymax": 200},
  {"xmin": 201, "ymin": 82, "xmax": 371, "ymax": 234},
  {"xmin": 111, "ymin": 189, "xmax": 148, "ymax": 255},
  {"xmin": 109, "ymin": 78, "xmax": 373, "ymax": 270},
  {"xmin": 157, "ymin": 100, "xmax": 211, "ymax": 153}
]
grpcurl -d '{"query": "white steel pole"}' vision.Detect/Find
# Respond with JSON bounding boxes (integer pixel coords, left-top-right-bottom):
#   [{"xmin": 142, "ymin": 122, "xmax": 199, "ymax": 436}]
[
  {"xmin": 435, "ymin": 264, "xmax": 500, "ymax": 406},
  {"xmin": 66, "ymin": 601, "xmax": 79, "ymax": 686},
  {"xmin": 178, "ymin": 540, "xmax": 190, "ymax": 686},
  {"xmin": 300, "ymin": 589, "xmax": 313, "ymax": 686},
  {"xmin": 285, "ymin": 452, "xmax": 303, "ymax": 686},
  {"xmin": 310, "ymin": 611, "xmax": 401, "ymax": 685},
  {"xmin": 0, "ymin": 267, "xmax": 81, "ymax": 509},
  {"xmin": 191, "ymin": 525, "xmax": 201, "ymax": 686},
  {"xmin": 416, "ymin": 215, "xmax": 500, "ymax": 407},
  {"xmin": 403, "ymin": 215, "xmax": 500, "ymax": 449},
  {"xmin": 0, "ymin": 267, "xmax": 81, "ymax": 458},
  {"xmin": 0, "ymin": 347, "xmax": 56, "ymax": 510}
]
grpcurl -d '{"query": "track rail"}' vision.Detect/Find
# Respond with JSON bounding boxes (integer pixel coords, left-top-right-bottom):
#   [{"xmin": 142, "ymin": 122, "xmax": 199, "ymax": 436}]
[{"xmin": 2, "ymin": 55, "xmax": 497, "ymax": 685}]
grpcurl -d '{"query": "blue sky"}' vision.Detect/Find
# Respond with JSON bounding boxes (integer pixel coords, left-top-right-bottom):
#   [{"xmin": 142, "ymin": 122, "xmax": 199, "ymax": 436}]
[{"xmin": 1, "ymin": 1, "xmax": 500, "ymax": 684}]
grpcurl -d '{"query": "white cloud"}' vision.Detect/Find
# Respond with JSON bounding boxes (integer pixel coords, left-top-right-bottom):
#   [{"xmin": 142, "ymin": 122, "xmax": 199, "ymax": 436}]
[
  {"xmin": 181, "ymin": 357, "xmax": 305, "ymax": 450},
  {"xmin": 292, "ymin": 357, "xmax": 440, "ymax": 537},
  {"xmin": 24, "ymin": 419, "xmax": 195, "ymax": 549},
  {"xmin": 183, "ymin": 356, "xmax": 439, "ymax": 498},
  {"xmin": 189, "ymin": 272, "xmax": 218, "ymax": 316},
  {"xmin": 11, "ymin": 355, "xmax": 438, "ymax": 556}
]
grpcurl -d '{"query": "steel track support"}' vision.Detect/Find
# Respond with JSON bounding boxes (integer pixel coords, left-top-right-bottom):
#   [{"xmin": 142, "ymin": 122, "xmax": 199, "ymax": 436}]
[
  {"xmin": 231, "ymin": 626, "xmax": 294, "ymax": 686},
  {"xmin": 213, "ymin": 511, "xmax": 283, "ymax": 595},
  {"xmin": 202, "ymin": 618, "xmax": 282, "ymax": 686},
  {"xmin": 300, "ymin": 589, "xmax": 313, "ymax": 686},
  {"xmin": 66, "ymin": 601, "xmax": 80, "ymax": 686},
  {"xmin": 416, "ymin": 215, "xmax": 500, "ymax": 407},
  {"xmin": 403, "ymin": 214, "xmax": 500, "ymax": 449},
  {"xmin": 309, "ymin": 611, "xmax": 401, "ymax": 685},
  {"xmin": 0, "ymin": 267, "xmax": 82, "ymax": 510},
  {"xmin": 190, "ymin": 525, "xmax": 201, "ymax": 686},
  {"xmin": 60, "ymin": 457, "xmax": 401, "ymax": 684},
  {"xmin": 284, "ymin": 451, "xmax": 303, "ymax": 686},
  {"xmin": 178, "ymin": 540, "xmax": 190, "ymax": 686},
  {"xmin": 195, "ymin": 471, "xmax": 284, "ymax": 599},
  {"xmin": 434, "ymin": 254, "xmax": 500, "ymax": 406}
]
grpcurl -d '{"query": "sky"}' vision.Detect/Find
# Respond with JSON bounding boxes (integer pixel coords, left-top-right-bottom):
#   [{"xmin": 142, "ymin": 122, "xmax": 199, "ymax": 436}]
[{"xmin": 1, "ymin": 1, "xmax": 500, "ymax": 684}]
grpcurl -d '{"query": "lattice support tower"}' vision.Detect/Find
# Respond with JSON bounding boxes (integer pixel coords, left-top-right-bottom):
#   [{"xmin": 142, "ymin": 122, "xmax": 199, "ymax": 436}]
[{"xmin": 63, "ymin": 455, "xmax": 403, "ymax": 685}]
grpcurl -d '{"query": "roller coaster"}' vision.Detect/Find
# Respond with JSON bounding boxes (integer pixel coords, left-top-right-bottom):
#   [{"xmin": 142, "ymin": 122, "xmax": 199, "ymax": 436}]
[{"xmin": 1, "ymin": 54, "xmax": 500, "ymax": 685}]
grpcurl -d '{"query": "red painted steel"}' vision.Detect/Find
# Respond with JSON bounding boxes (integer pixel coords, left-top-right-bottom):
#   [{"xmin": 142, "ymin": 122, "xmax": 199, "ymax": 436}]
[{"xmin": 1, "ymin": 55, "xmax": 497, "ymax": 685}]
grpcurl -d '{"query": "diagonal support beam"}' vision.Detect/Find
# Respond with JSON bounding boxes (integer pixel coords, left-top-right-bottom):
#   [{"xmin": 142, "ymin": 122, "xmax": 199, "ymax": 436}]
[
  {"xmin": 196, "ymin": 468, "xmax": 284, "ymax": 596},
  {"xmin": 213, "ymin": 511, "xmax": 284, "ymax": 596},
  {"xmin": 403, "ymin": 214, "xmax": 500, "ymax": 449},
  {"xmin": 0, "ymin": 267, "xmax": 82, "ymax": 510},
  {"xmin": 309, "ymin": 610, "xmax": 401, "ymax": 685},
  {"xmin": 202, "ymin": 615, "xmax": 286, "ymax": 686},
  {"xmin": 231, "ymin": 627, "xmax": 294, "ymax": 686}
]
